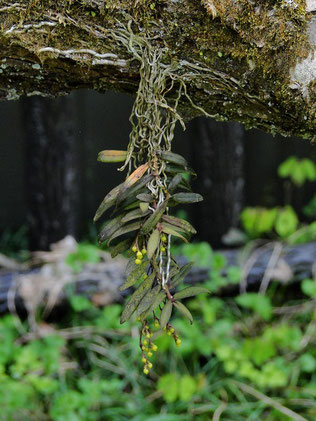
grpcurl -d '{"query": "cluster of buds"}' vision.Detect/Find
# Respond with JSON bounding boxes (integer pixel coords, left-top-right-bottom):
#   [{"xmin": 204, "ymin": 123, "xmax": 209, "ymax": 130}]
[
  {"xmin": 140, "ymin": 324, "xmax": 158, "ymax": 374},
  {"xmin": 132, "ymin": 244, "xmax": 147, "ymax": 265},
  {"xmin": 164, "ymin": 323, "xmax": 182, "ymax": 347},
  {"xmin": 159, "ymin": 234, "xmax": 167, "ymax": 253}
]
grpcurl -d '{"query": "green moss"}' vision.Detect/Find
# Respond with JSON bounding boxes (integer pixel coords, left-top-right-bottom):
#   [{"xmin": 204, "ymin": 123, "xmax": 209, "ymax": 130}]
[{"xmin": 0, "ymin": 0, "xmax": 314, "ymax": 138}]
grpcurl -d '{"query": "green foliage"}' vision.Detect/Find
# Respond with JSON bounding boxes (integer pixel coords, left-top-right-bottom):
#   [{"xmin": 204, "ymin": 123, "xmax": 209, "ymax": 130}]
[
  {"xmin": 157, "ymin": 373, "xmax": 198, "ymax": 402},
  {"xmin": 301, "ymin": 278, "xmax": 316, "ymax": 298},
  {"xmin": 241, "ymin": 206, "xmax": 298, "ymax": 239},
  {"xmin": 70, "ymin": 295, "xmax": 93, "ymax": 312},
  {"xmin": 274, "ymin": 206, "xmax": 299, "ymax": 237},
  {"xmin": 235, "ymin": 293, "xmax": 273, "ymax": 321},
  {"xmin": 278, "ymin": 156, "xmax": 316, "ymax": 186},
  {"xmin": 304, "ymin": 194, "xmax": 316, "ymax": 219},
  {"xmin": 240, "ymin": 155, "xmax": 316, "ymax": 243},
  {"xmin": 66, "ymin": 243, "xmax": 101, "ymax": 272},
  {"xmin": 1, "ymin": 267, "xmax": 316, "ymax": 421}
]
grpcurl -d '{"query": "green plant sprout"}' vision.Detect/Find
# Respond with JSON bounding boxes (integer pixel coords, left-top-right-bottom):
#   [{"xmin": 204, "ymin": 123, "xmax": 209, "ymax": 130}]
[{"xmin": 241, "ymin": 155, "xmax": 316, "ymax": 243}]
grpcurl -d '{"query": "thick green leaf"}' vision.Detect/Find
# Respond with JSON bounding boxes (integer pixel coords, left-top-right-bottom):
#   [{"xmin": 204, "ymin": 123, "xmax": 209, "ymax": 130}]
[
  {"xmin": 121, "ymin": 208, "xmax": 148, "ymax": 223},
  {"xmin": 98, "ymin": 215, "xmax": 124, "ymax": 243},
  {"xmin": 139, "ymin": 202, "xmax": 149, "ymax": 213},
  {"xmin": 120, "ymin": 272, "xmax": 155, "ymax": 324},
  {"xmin": 93, "ymin": 184, "xmax": 122, "ymax": 222},
  {"xmin": 172, "ymin": 193, "xmax": 203, "ymax": 204},
  {"xmin": 139, "ymin": 290, "xmax": 166, "ymax": 321},
  {"xmin": 170, "ymin": 262, "xmax": 194, "ymax": 288},
  {"xmin": 161, "ymin": 223, "xmax": 189, "ymax": 243},
  {"xmin": 122, "ymin": 200, "xmax": 141, "ymax": 211},
  {"xmin": 178, "ymin": 177, "xmax": 192, "ymax": 192},
  {"xmin": 119, "ymin": 260, "xmax": 148, "ymax": 291},
  {"xmin": 110, "ymin": 238, "xmax": 133, "ymax": 258},
  {"xmin": 136, "ymin": 193, "xmax": 153, "ymax": 202},
  {"xmin": 97, "ymin": 150, "xmax": 127, "ymax": 163},
  {"xmin": 165, "ymin": 164, "xmax": 197, "ymax": 177},
  {"xmin": 174, "ymin": 301, "xmax": 193, "ymax": 324},
  {"xmin": 168, "ymin": 174, "xmax": 183, "ymax": 193},
  {"xmin": 161, "ymin": 151, "xmax": 188, "ymax": 167},
  {"xmin": 134, "ymin": 284, "xmax": 161, "ymax": 318},
  {"xmin": 125, "ymin": 257, "xmax": 138, "ymax": 277},
  {"xmin": 173, "ymin": 286, "xmax": 210, "ymax": 300},
  {"xmin": 141, "ymin": 200, "xmax": 168, "ymax": 235},
  {"xmin": 160, "ymin": 301, "xmax": 173, "ymax": 328},
  {"xmin": 107, "ymin": 221, "xmax": 141, "ymax": 245},
  {"xmin": 162, "ymin": 215, "xmax": 197, "ymax": 234},
  {"xmin": 116, "ymin": 173, "xmax": 153, "ymax": 208},
  {"xmin": 147, "ymin": 229, "xmax": 160, "ymax": 259}
]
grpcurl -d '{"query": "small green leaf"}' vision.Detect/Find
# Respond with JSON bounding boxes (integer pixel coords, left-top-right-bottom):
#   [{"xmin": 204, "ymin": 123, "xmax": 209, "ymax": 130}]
[
  {"xmin": 98, "ymin": 215, "xmax": 124, "ymax": 243},
  {"xmin": 121, "ymin": 208, "xmax": 146, "ymax": 223},
  {"xmin": 173, "ymin": 286, "xmax": 209, "ymax": 300},
  {"xmin": 301, "ymin": 159, "xmax": 316, "ymax": 182},
  {"xmin": 136, "ymin": 193, "xmax": 153, "ymax": 202},
  {"xmin": 107, "ymin": 221, "xmax": 141, "ymax": 245},
  {"xmin": 97, "ymin": 150, "xmax": 127, "ymax": 163},
  {"xmin": 301, "ymin": 279, "xmax": 316, "ymax": 298},
  {"xmin": 160, "ymin": 301, "xmax": 173, "ymax": 328},
  {"xmin": 162, "ymin": 215, "xmax": 197, "ymax": 234},
  {"xmin": 120, "ymin": 272, "xmax": 155, "ymax": 323},
  {"xmin": 70, "ymin": 295, "xmax": 92, "ymax": 312},
  {"xmin": 147, "ymin": 229, "xmax": 160, "ymax": 259},
  {"xmin": 93, "ymin": 184, "xmax": 121, "ymax": 222},
  {"xmin": 141, "ymin": 200, "xmax": 168, "ymax": 234},
  {"xmin": 171, "ymin": 262, "xmax": 194, "ymax": 288},
  {"xmin": 275, "ymin": 206, "xmax": 298, "ymax": 238},
  {"xmin": 134, "ymin": 284, "xmax": 161, "ymax": 318},
  {"xmin": 161, "ymin": 223, "xmax": 189, "ymax": 243},
  {"xmin": 236, "ymin": 293, "xmax": 272, "ymax": 321},
  {"xmin": 139, "ymin": 290, "xmax": 166, "ymax": 321},
  {"xmin": 168, "ymin": 174, "xmax": 183, "ymax": 192},
  {"xmin": 160, "ymin": 151, "xmax": 188, "ymax": 167},
  {"xmin": 174, "ymin": 301, "xmax": 193, "ymax": 324},
  {"xmin": 139, "ymin": 202, "xmax": 149, "ymax": 213},
  {"xmin": 116, "ymin": 173, "xmax": 153, "ymax": 208},
  {"xmin": 300, "ymin": 353, "xmax": 316, "ymax": 373},
  {"xmin": 172, "ymin": 193, "xmax": 203, "ymax": 204},
  {"xmin": 179, "ymin": 375, "xmax": 197, "ymax": 401},
  {"xmin": 110, "ymin": 238, "xmax": 133, "ymax": 258},
  {"xmin": 157, "ymin": 374, "xmax": 179, "ymax": 402},
  {"xmin": 119, "ymin": 260, "xmax": 148, "ymax": 291},
  {"xmin": 165, "ymin": 164, "xmax": 197, "ymax": 177},
  {"xmin": 278, "ymin": 156, "xmax": 297, "ymax": 179}
]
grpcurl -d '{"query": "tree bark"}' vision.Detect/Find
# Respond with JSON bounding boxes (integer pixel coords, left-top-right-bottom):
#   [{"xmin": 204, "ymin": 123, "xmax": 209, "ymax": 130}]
[
  {"xmin": 0, "ymin": 1, "xmax": 315, "ymax": 139},
  {"xmin": 22, "ymin": 96, "xmax": 78, "ymax": 250},
  {"xmin": 191, "ymin": 118, "xmax": 244, "ymax": 247}
]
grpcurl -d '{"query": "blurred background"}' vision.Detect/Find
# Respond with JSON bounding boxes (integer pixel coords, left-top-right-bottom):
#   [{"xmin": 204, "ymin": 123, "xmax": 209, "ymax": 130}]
[
  {"xmin": 0, "ymin": 93, "xmax": 316, "ymax": 421},
  {"xmin": 1, "ymin": 91, "xmax": 315, "ymax": 250}
]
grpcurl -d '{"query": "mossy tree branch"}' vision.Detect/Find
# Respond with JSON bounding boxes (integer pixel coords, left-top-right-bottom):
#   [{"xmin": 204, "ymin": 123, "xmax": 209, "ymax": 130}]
[{"xmin": 0, "ymin": 0, "xmax": 315, "ymax": 138}]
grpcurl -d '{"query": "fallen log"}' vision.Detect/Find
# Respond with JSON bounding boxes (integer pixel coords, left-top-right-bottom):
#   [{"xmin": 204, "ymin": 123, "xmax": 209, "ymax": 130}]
[{"xmin": 0, "ymin": 241, "xmax": 315, "ymax": 314}]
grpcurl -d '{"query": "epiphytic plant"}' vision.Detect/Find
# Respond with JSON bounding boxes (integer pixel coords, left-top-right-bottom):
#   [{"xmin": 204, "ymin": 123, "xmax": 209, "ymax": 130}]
[{"xmin": 94, "ymin": 21, "xmax": 210, "ymax": 374}]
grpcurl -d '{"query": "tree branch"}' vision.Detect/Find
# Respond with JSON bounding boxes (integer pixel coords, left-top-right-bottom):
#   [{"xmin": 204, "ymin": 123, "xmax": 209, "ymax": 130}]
[{"xmin": 0, "ymin": 0, "xmax": 315, "ymax": 138}]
